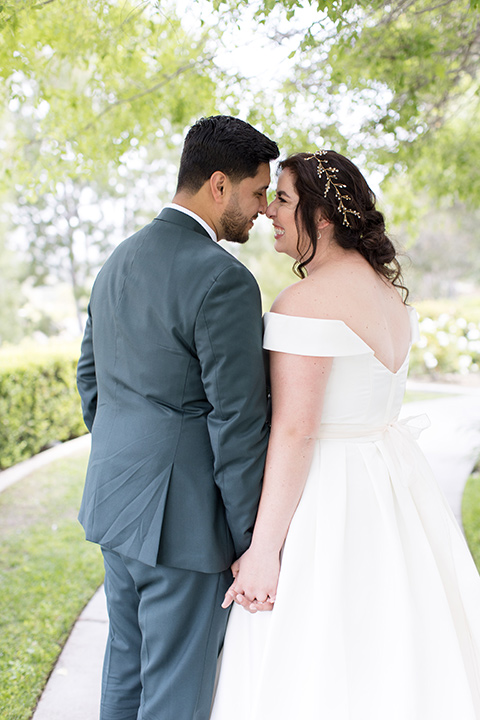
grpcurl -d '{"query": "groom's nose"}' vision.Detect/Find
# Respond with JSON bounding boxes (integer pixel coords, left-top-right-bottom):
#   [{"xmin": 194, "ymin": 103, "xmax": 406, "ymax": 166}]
[{"xmin": 258, "ymin": 192, "xmax": 268, "ymax": 214}]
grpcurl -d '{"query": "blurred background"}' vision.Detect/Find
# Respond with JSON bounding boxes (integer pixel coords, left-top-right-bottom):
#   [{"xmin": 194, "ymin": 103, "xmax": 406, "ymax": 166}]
[
  {"xmin": 1, "ymin": 0, "xmax": 480, "ymax": 378},
  {"xmin": 2, "ymin": 6, "xmax": 480, "ymax": 715}
]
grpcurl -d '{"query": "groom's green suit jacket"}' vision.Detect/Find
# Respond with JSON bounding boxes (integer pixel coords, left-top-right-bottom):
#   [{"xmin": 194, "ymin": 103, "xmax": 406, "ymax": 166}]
[{"xmin": 77, "ymin": 208, "xmax": 269, "ymax": 572}]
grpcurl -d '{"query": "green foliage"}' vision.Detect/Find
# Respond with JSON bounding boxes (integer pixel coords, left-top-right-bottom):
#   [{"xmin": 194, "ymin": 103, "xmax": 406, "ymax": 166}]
[
  {"xmin": 404, "ymin": 389, "xmax": 454, "ymax": 402},
  {"xmin": 462, "ymin": 470, "xmax": 480, "ymax": 572},
  {"xmin": 306, "ymin": 0, "xmax": 480, "ymax": 169},
  {"xmin": 2, "ymin": 0, "xmax": 479, "ymax": 328},
  {"xmin": 0, "ymin": 451, "xmax": 104, "ymax": 719},
  {"xmin": 12, "ymin": 180, "xmax": 124, "ymax": 330},
  {"xmin": 0, "ymin": 229, "xmax": 27, "ymax": 344},
  {"xmin": 202, "ymin": 0, "xmax": 480, "ymax": 211},
  {"xmin": 381, "ymin": 86, "xmax": 480, "ymax": 218},
  {"xmin": 397, "ymin": 203, "xmax": 480, "ymax": 297},
  {"xmin": 415, "ymin": 297, "xmax": 480, "ymax": 323},
  {"xmin": 0, "ymin": 345, "xmax": 86, "ymax": 469},
  {"xmin": 409, "ymin": 297, "xmax": 480, "ymax": 376},
  {"xmin": 0, "ymin": 0, "xmax": 230, "ymax": 325},
  {"xmin": 1, "ymin": 0, "xmax": 221, "ymax": 196}
]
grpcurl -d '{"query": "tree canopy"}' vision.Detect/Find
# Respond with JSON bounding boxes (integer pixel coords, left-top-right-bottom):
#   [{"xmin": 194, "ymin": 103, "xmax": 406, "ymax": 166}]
[
  {"xmin": 204, "ymin": 0, "xmax": 480, "ymax": 211},
  {"xmin": 3, "ymin": 0, "xmax": 479, "ymax": 207},
  {"xmin": 0, "ymin": 0, "xmax": 226, "ymax": 197},
  {"xmin": 1, "ymin": 0, "xmax": 479, "ymax": 340},
  {"xmin": 0, "ymin": 0, "xmax": 241, "ymax": 332}
]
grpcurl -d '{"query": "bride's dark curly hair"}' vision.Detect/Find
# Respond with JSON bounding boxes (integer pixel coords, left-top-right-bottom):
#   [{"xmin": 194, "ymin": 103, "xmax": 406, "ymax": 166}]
[{"xmin": 280, "ymin": 151, "xmax": 408, "ymax": 301}]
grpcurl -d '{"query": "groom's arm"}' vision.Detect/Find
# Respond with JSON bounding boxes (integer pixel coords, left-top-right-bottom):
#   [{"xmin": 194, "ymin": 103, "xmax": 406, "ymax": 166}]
[
  {"xmin": 195, "ymin": 262, "xmax": 269, "ymax": 559},
  {"xmin": 76, "ymin": 304, "xmax": 98, "ymax": 432}
]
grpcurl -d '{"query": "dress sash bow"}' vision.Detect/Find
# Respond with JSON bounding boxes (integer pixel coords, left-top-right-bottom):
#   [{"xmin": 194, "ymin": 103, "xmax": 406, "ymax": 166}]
[
  {"xmin": 315, "ymin": 414, "xmax": 430, "ymax": 442},
  {"xmin": 314, "ymin": 414, "xmax": 431, "ymax": 488}
]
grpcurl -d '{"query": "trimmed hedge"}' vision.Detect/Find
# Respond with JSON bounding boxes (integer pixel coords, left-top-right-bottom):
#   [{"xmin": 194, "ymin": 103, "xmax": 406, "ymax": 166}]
[{"xmin": 0, "ymin": 345, "xmax": 87, "ymax": 469}]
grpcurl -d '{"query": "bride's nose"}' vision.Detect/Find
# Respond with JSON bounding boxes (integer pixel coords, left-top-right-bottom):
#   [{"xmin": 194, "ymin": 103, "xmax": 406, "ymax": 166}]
[{"xmin": 266, "ymin": 201, "xmax": 275, "ymax": 218}]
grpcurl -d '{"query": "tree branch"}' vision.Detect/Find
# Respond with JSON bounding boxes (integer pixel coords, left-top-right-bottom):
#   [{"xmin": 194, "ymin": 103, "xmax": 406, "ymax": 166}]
[
  {"xmin": 32, "ymin": 0, "xmax": 57, "ymax": 9},
  {"xmin": 69, "ymin": 56, "xmax": 215, "ymax": 140},
  {"xmin": 1, "ymin": 0, "xmax": 56, "ymax": 25}
]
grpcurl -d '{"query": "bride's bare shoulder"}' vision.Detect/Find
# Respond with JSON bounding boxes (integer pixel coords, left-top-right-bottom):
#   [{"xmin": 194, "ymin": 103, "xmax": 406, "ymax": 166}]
[
  {"xmin": 271, "ymin": 265, "xmax": 352, "ymax": 320},
  {"xmin": 272, "ymin": 262, "xmax": 359, "ymax": 319},
  {"xmin": 270, "ymin": 281, "xmax": 304, "ymax": 315}
]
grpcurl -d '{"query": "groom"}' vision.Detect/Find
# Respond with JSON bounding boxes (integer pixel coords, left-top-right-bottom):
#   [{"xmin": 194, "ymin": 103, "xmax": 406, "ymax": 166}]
[{"xmin": 77, "ymin": 115, "xmax": 279, "ymax": 720}]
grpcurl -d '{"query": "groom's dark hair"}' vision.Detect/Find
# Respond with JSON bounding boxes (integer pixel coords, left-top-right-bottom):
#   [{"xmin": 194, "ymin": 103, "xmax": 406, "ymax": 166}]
[{"xmin": 176, "ymin": 115, "xmax": 279, "ymax": 194}]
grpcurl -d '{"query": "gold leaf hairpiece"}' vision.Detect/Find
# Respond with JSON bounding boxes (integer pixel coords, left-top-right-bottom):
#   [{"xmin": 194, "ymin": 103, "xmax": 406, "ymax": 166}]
[{"xmin": 304, "ymin": 151, "xmax": 361, "ymax": 228}]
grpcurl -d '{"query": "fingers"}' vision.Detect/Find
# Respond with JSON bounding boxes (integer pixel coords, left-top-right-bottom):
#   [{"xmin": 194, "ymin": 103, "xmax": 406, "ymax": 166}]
[
  {"xmin": 239, "ymin": 595, "xmax": 275, "ymax": 614},
  {"xmin": 247, "ymin": 598, "xmax": 275, "ymax": 613},
  {"xmin": 221, "ymin": 588, "xmax": 276, "ymax": 613},
  {"xmin": 221, "ymin": 586, "xmax": 237, "ymax": 609},
  {"xmin": 221, "ymin": 587, "xmax": 254, "ymax": 610}
]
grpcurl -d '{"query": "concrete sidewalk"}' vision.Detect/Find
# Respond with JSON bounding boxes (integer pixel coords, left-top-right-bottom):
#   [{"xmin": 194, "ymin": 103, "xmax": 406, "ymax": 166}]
[
  {"xmin": 0, "ymin": 433, "xmax": 91, "ymax": 494},
  {"xmin": 401, "ymin": 380, "xmax": 480, "ymax": 527},
  {"xmin": 32, "ymin": 586, "xmax": 108, "ymax": 720},
  {"xmin": 2, "ymin": 381, "xmax": 479, "ymax": 720}
]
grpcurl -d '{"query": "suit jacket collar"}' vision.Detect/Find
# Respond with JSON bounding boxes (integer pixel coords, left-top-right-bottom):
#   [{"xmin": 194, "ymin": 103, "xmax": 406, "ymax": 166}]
[{"xmin": 156, "ymin": 208, "xmax": 214, "ymax": 241}]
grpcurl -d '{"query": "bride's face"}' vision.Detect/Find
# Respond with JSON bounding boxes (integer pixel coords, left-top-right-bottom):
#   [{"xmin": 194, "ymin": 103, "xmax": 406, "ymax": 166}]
[{"xmin": 266, "ymin": 169, "xmax": 308, "ymax": 260}]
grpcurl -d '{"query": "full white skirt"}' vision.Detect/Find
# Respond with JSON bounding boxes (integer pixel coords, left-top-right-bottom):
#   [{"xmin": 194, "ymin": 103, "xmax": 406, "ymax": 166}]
[{"xmin": 211, "ymin": 429, "xmax": 480, "ymax": 719}]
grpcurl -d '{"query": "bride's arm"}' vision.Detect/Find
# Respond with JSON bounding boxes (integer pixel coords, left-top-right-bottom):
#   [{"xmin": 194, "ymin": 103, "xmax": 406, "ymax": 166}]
[{"xmin": 223, "ymin": 347, "xmax": 332, "ymax": 612}]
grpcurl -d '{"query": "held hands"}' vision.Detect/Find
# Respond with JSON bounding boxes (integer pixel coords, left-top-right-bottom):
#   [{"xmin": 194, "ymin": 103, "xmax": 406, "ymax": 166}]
[{"xmin": 221, "ymin": 545, "xmax": 280, "ymax": 614}]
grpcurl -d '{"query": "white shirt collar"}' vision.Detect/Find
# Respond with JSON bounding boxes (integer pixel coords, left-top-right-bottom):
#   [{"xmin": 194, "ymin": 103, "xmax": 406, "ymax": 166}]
[{"xmin": 165, "ymin": 203, "xmax": 217, "ymax": 243}]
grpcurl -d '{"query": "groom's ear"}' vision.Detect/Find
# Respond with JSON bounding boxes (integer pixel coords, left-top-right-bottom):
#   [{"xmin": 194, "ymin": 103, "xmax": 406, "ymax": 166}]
[{"xmin": 209, "ymin": 171, "xmax": 230, "ymax": 205}]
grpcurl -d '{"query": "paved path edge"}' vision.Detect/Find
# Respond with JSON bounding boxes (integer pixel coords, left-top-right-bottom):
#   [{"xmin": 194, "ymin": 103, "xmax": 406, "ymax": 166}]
[
  {"xmin": 3, "ymin": 383, "xmax": 479, "ymax": 719},
  {"xmin": 0, "ymin": 434, "xmax": 91, "ymax": 493}
]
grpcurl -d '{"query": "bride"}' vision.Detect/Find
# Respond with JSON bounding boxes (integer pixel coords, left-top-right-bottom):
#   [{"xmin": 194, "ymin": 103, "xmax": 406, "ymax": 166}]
[{"xmin": 210, "ymin": 151, "xmax": 480, "ymax": 719}]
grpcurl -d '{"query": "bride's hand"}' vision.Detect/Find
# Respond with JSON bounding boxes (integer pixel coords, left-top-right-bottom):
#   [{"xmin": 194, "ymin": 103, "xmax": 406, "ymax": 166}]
[{"xmin": 221, "ymin": 545, "xmax": 280, "ymax": 614}]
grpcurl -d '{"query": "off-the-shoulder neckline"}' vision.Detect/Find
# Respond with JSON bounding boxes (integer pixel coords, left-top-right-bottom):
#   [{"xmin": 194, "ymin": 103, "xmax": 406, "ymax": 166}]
[{"xmin": 264, "ymin": 305, "xmax": 416, "ymax": 376}]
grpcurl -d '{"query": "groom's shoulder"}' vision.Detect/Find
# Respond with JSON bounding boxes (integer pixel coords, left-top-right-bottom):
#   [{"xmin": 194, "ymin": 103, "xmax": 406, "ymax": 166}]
[
  {"xmin": 202, "ymin": 242, "xmax": 258, "ymax": 287},
  {"xmin": 170, "ymin": 225, "xmax": 256, "ymax": 282},
  {"xmin": 105, "ymin": 214, "xmax": 257, "ymax": 288}
]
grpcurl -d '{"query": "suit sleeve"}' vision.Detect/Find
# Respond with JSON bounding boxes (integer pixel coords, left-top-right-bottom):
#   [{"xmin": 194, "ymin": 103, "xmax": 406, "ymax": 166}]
[
  {"xmin": 76, "ymin": 304, "xmax": 97, "ymax": 432},
  {"xmin": 194, "ymin": 263, "xmax": 269, "ymax": 559}
]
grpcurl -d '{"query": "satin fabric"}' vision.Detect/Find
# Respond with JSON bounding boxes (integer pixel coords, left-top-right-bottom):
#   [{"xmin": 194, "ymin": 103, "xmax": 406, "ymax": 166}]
[{"xmin": 211, "ymin": 307, "xmax": 480, "ymax": 720}]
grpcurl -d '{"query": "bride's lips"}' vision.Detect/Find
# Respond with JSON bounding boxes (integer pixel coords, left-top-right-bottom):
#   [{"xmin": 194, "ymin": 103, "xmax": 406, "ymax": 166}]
[{"xmin": 272, "ymin": 224, "xmax": 285, "ymax": 240}]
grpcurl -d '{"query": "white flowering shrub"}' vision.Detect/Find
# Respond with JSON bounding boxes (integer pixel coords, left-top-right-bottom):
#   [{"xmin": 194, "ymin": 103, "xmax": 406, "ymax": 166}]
[{"xmin": 410, "ymin": 308, "xmax": 480, "ymax": 376}]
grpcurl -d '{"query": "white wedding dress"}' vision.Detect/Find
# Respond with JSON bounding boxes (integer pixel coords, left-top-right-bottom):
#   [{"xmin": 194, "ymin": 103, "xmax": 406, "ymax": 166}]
[{"xmin": 210, "ymin": 307, "xmax": 480, "ymax": 720}]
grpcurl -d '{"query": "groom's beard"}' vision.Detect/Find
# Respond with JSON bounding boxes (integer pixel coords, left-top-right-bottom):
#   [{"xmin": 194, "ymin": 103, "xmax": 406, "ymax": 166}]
[{"xmin": 220, "ymin": 196, "xmax": 255, "ymax": 244}]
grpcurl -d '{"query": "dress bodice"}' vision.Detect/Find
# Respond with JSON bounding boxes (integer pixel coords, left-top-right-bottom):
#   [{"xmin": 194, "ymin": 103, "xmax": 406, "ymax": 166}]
[
  {"xmin": 214, "ymin": 305, "xmax": 480, "ymax": 720},
  {"xmin": 263, "ymin": 306, "xmax": 419, "ymax": 428}
]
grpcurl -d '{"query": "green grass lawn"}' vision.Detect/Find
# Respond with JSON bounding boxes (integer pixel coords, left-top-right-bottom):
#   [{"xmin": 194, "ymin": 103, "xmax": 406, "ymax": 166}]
[
  {"xmin": 1, "ymin": 434, "xmax": 479, "ymax": 720},
  {"xmin": 0, "ymin": 450, "xmax": 104, "ymax": 720},
  {"xmin": 462, "ymin": 470, "xmax": 480, "ymax": 572},
  {"xmin": 403, "ymin": 390, "xmax": 455, "ymax": 403}
]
